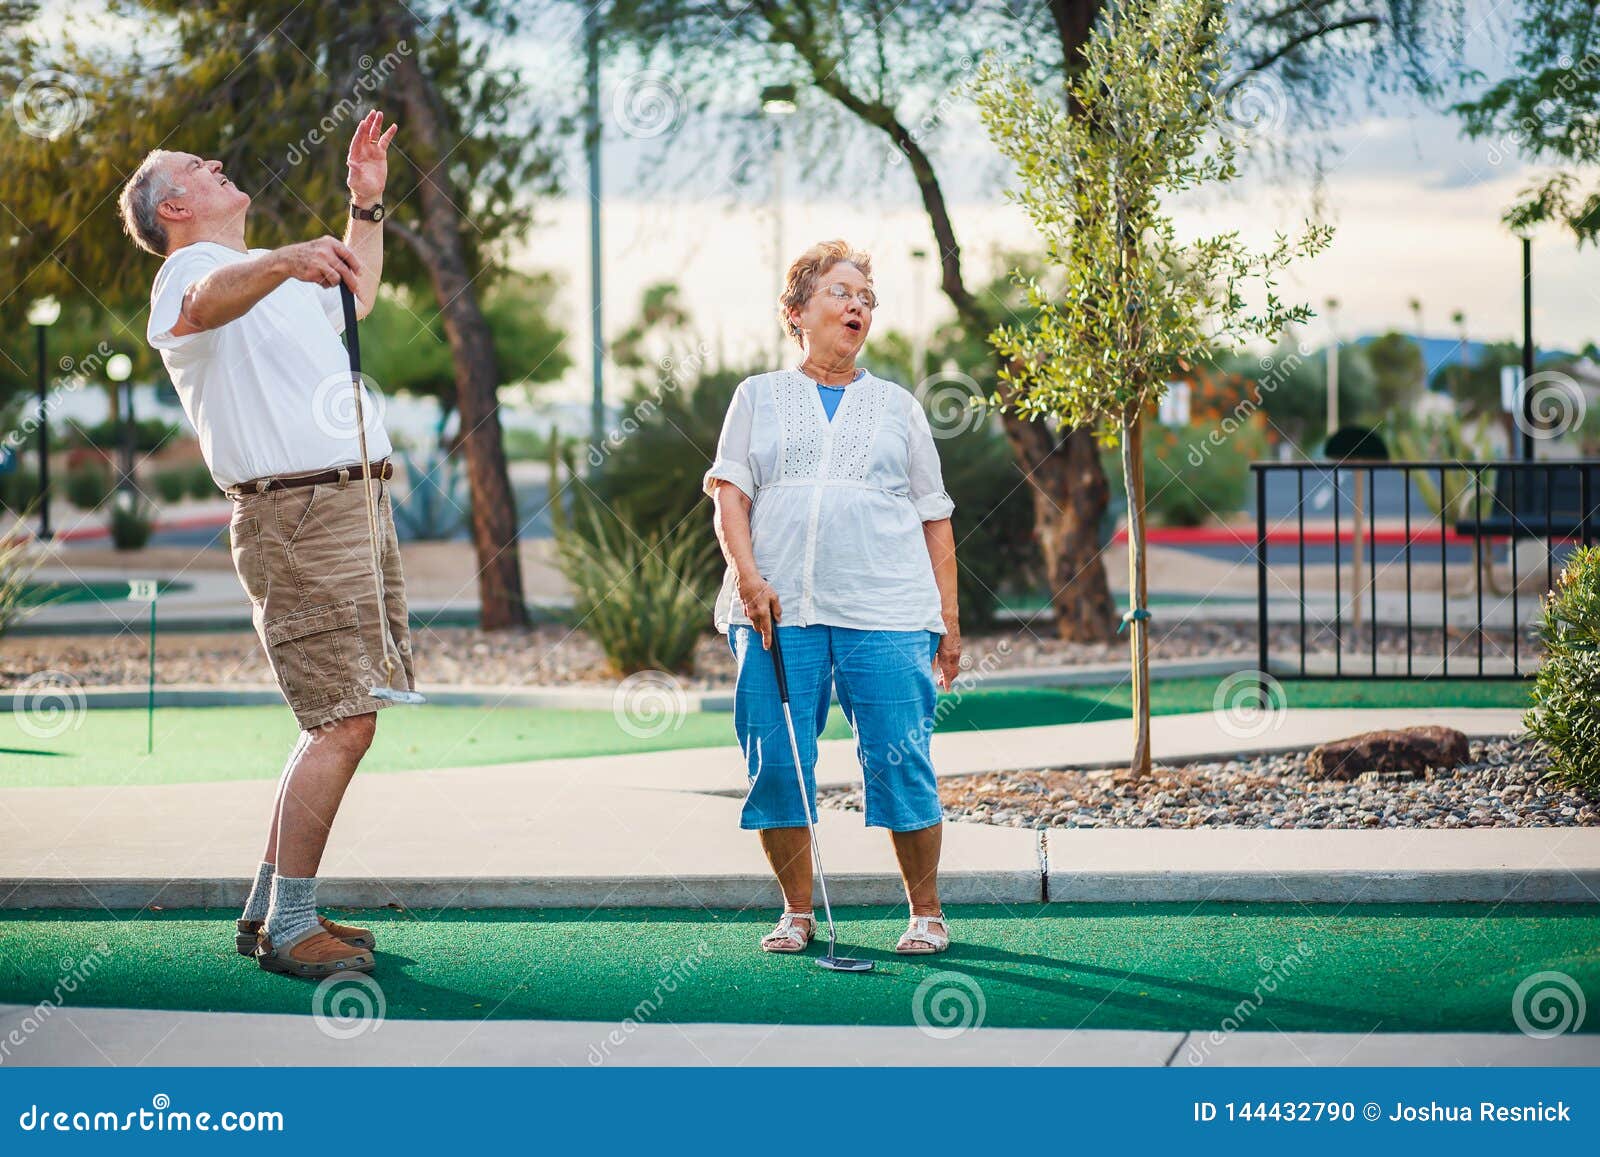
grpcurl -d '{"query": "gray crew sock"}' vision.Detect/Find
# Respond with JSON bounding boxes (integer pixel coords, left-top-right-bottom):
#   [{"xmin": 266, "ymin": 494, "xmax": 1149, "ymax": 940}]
[
  {"xmin": 263, "ymin": 875, "xmax": 321, "ymax": 949},
  {"xmin": 241, "ymin": 860, "xmax": 275, "ymax": 923}
]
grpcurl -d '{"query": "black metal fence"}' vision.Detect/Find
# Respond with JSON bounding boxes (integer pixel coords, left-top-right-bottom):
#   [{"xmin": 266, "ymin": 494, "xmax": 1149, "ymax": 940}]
[{"xmin": 1251, "ymin": 460, "xmax": 1600, "ymax": 681}]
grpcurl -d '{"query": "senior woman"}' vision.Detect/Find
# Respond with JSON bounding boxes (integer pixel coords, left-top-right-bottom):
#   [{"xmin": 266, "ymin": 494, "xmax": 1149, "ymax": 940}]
[{"xmin": 703, "ymin": 239, "xmax": 961, "ymax": 957}]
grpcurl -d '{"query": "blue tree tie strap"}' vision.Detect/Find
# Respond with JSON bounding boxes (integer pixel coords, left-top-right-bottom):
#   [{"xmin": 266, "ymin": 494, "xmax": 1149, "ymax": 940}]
[{"xmin": 1118, "ymin": 607, "xmax": 1152, "ymax": 634}]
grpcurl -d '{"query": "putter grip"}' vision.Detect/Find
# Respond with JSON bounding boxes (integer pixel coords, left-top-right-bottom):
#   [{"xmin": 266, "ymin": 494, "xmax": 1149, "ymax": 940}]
[
  {"xmin": 768, "ymin": 624, "xmax": 790, "ymax": 705},
  {"xmin": 340, "ymin": 282, "xmax": 360, "ymax": 373}
]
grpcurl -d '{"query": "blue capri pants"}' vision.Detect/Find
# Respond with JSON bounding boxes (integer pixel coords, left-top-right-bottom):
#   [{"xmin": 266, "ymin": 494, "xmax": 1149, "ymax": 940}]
[{"xmin": 728, "ymin": 623, "xmax": 944, "ymax": 832}]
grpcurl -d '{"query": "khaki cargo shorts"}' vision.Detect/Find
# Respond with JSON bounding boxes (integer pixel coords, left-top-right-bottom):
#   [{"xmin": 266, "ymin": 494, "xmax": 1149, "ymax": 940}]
[{"xmin": 227, "ymin": 474, "xmax": 415, "ymax": 731}]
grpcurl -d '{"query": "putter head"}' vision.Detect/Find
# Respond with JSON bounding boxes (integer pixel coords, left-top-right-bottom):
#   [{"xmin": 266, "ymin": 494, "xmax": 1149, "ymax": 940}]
[
  {"xmin": 369, "ymin": 686, "xmax": 427, "ymax": 706},
  {"xmin": 817, "ymin": 955, "xmax": 875, "ymax": 973}
]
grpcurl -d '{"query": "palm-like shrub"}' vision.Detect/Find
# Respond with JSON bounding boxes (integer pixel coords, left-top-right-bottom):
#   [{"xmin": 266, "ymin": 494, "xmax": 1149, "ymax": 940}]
[
  {"xmin": 0, "ymin": 516, "xmax": 41, "ymax": 639},
  {"xmin": 1525, "ymin": 545, "xmax": 1600, "ymax": 794},
  {"xmin": 555, "ymin": 500, "xmax": 717, "ymax": 675}
]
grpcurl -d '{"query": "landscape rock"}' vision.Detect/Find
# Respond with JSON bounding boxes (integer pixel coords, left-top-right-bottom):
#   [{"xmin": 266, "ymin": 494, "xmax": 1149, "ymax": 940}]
[{"xmin": 1307, "ymin": 726, "xmax": 1470, "ymax": 780}]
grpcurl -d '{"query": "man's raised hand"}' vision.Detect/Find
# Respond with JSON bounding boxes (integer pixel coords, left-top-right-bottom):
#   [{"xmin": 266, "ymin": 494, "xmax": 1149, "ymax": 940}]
[
  {"xmin": 347, "ymin": 109, "xmax": 397, "ymax": 206},
  {"xmin": 275, "ymin": 237, "xmax": 362, "ymax": 291}
]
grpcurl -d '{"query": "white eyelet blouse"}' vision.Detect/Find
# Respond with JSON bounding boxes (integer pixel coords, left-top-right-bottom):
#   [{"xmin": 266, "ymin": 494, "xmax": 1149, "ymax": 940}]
[{"xmin": 702, "ymin": 368, "xmax": 955, "ymax": 635}]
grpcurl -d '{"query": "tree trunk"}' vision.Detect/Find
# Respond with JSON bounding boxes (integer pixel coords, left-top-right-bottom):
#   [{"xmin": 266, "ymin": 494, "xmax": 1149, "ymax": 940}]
[
  {"xmin": 1001, "ymin": 411, "xmax": 1118, "ymax": 640},
  {"xmin": 1121, "ymin": 406, "xmax": 1152, "ymax": 775},
  {"xmin": 389, "ymin": 31, "xmax": 527, "ymax": 631}
]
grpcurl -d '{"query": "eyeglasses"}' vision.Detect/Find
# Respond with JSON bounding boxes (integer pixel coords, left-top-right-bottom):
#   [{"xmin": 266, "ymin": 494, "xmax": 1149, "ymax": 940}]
[{"xmin": 815, "ymin": 283, "xmax": 879, "ymax": 310}]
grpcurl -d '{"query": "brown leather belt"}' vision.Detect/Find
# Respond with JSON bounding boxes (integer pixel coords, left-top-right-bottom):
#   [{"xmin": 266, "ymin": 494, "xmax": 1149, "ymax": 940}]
[{"xmin": 229, "ymin": 459, "xmax": 392, "ymax": 496}]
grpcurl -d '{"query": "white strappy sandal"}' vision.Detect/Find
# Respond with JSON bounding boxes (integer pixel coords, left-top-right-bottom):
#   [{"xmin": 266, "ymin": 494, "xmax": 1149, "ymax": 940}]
[
  {"xmin": 761, "ymin": 911, "xmax": 816, "ymax": 954},
  {"xmin": 895, "ymin": 912, "xmax": 950, "ymax": 955}
]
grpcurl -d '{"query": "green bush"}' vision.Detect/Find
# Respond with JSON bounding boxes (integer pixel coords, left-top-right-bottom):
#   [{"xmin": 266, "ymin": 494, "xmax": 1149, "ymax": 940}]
[
  {"xmin": 0, "ymin": 466, "xmax": 40, "ymax": 513},
  {"xmin": 555, "ymin": 500, "xmax": 717, "ymax": 675},
  {"xmin": 109, "ymin": 494, "xmax": 155, "ymax": 551},
  {"xmin": 151, "ymin": 467, "xmax": 189, "ymax": 504},
  {"xmin": 64, "ymin": 462, "xmax": 115, "ymax": 510},
  {"xmin": 67, "ymin": 416, "xmax": 180, "ymax": 454},
  {"xmin": 186, "ymin": 462, "xmax": 217, "ymax": 500},
  {"xmin": 1525, "ymin": 546, "xmax": 1600, "ymax": 794}
]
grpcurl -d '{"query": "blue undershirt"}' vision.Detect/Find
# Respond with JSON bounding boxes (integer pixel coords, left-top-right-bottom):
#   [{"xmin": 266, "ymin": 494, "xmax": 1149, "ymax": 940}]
[
  {"xmin": 817, "ymin": 384, "xmax": 846, "ymax": 421},
  {"xmin": 812, "ymin": 368, "xmax": 866, "ymax": 421}
]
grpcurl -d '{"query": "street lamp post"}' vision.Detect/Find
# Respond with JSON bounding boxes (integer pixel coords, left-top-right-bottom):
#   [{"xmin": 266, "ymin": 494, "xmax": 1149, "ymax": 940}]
[
  {"xmin": 27, "ymin": 296, "xmax": 61, "ymax": 540},
  {"xmin": 761, "ymin": 84, "xmax": 797, "ymax": 368},
  {"xmin": 1521, "ymin": 235, "xmax": 1535, "ymax": 461},
  {"xmin": 107, "ymin": 353, "xmax": 134, "ymax": 495},
  {"xmin": 1324, "ymin": 297, "xmax": 1340, "ymax": 439},
  {"xmin": 910, "ymin": 246, "xmax": 928, "ymax": 386}
]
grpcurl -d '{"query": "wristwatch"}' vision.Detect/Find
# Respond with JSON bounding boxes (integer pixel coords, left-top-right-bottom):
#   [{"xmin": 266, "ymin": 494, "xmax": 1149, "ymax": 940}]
[{"xmin": 349, "ymin": 199, "xmax": 385, "ymax": 222}]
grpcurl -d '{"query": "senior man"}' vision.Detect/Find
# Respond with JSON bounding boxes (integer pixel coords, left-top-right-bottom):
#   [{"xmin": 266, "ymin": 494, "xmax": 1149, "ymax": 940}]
[{"xmin": 119, "ymin": 111, "xmax": 409, "ymax": 979}]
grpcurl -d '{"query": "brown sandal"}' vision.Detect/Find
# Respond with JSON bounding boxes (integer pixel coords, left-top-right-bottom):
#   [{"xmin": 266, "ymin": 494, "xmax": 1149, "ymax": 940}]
[
  {"xmin": 255, "ymin": 929, "xmax": 375, "ymax": 978},
  {"xmin": 236, "ymin": 916, "xmax": 375, "ymax": 957}
]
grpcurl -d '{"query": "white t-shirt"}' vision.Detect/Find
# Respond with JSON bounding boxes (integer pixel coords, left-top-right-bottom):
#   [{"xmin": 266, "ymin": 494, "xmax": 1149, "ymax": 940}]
[
  {"xmin": 146, "ymin": 240, "xmax": 391, "ymax": 488},
  {"xmin": 702, "ymin": 369, "xmax": 955, "ymax": 634}
]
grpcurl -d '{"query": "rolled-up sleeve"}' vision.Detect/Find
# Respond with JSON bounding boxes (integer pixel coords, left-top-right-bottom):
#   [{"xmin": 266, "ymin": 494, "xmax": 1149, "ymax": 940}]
[
  {"xmin": 702, "ymin": 379, "xmax": 756, "ymax": 501},
  {"xmin": 907, "ymin": 400, "xmax": 955, "ymax": 521}
]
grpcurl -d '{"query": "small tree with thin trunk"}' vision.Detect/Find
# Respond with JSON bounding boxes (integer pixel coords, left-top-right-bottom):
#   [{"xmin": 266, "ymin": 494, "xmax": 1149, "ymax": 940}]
[{"xmin": 975, "ymin": 0, "xmax": 1331, "ymax": 775}]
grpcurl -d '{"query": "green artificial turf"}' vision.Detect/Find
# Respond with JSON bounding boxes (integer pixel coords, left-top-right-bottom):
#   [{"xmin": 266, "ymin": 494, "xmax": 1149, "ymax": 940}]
[
  {"xmin": 0, "ymin": 678, "xmax": 1532, "ymax": 788},
  {"xmin": 1, "ymin": 904, "xmax": 1595, "ymax": 1033},
  {"xmin": 18, "ymin": 578, "xmax": 192, "ymax": 607}
]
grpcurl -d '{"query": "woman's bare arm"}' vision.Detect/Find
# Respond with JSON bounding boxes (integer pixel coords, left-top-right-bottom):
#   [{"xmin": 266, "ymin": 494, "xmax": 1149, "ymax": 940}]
[
  {"xmin": 711, "ymin": 480, "xmax": 781, "ymax": 649},
  {"xmin": 922, "ymin": 517, "xmax": 962, "ymax": 689}
]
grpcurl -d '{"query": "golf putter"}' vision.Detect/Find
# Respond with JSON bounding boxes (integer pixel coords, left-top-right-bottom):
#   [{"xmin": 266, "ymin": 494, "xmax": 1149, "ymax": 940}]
[
  {"xmin": 767, "ymin": 626, "xmax": 874, "ymax": 973},
  {"xmin": 340, "ymin": 282, "xmax": 425, "ymax": 707}
]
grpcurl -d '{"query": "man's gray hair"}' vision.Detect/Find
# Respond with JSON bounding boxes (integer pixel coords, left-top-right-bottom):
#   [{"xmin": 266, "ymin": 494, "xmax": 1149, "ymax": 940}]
[{"xmin": 118, "ymin": 150, "xmax": 187, "ymax": 256}]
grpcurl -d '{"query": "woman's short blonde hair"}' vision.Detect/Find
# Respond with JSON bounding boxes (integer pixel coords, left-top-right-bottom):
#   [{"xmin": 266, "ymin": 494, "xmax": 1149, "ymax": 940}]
[{"xmin": 779, "ymin": 239, "xmax": 873, "ymax": 346}]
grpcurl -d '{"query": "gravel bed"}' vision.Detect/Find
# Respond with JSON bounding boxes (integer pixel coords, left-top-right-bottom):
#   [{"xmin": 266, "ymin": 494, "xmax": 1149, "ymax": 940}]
[
  {"xmin": 818, "ymin": 737, "xmax": 1597, "ymax": 830},
  {"xmin": 0, "ymin": 618, "xmax": 1533, "ymax": 691}
]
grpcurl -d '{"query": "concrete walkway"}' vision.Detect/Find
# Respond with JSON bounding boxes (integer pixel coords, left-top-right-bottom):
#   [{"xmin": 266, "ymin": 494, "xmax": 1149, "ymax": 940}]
[
  {"xmin": 5, "ymin": 707, "xmax": 1594, "ymax": 910},
  {"xmin": 2, "ymin": 1003, "xmax": 1595, "ymax": 1067}
]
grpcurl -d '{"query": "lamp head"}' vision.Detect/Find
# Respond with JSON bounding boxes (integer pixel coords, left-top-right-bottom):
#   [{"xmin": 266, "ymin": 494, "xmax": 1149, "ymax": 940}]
[{"xmin": 27, "ymin": 297, "xmax": 60, "ymax": 327}]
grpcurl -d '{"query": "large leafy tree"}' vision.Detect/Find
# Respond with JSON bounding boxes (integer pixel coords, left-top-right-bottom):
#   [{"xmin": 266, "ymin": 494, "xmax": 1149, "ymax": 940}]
[
  {"xmin": 1454, "ymin": 0, "xmax": 1600, "ymax": 239},
  {"xmin": 596, "ymin": 0, "xmax": 1463, "ymax": 643},
  {"xmin": 0, "ymin": 0, "xmax": 560, "ymax": 628},
  {"xmin": 977, "ymin": 0, "xmax": 1330, "ymax": 773}
]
